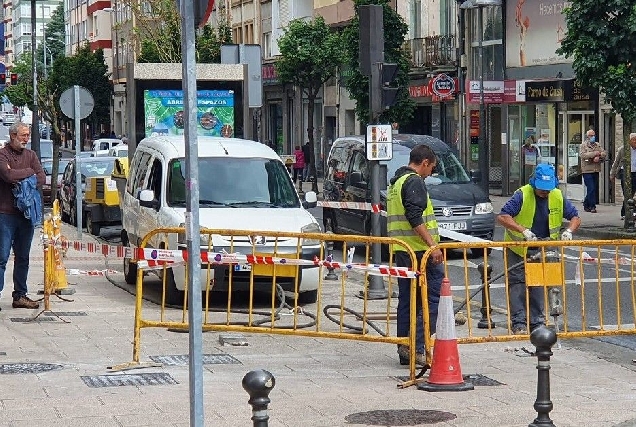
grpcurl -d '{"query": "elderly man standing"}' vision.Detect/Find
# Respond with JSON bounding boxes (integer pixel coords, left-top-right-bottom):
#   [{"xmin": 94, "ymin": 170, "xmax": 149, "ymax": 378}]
[
  {"xmin": 579, "ymin": 128, "xmax": 607, "ymax": 213},
  {"xmin": 0, "ymin": 122, "xmax": 45, "ymax": 309},
  {"xmin": 609, "ymin": 133, "xmax": 636, "ymax": 220}
]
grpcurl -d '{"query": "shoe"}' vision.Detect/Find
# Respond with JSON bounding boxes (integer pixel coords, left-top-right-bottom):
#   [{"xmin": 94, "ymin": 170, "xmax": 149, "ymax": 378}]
[
  {"xmin": 621, "ymin": 216, "xmax": 625, "ymax": 220},
  {"xmin": 590, "ymin": 208, "xmax": 597, "ymax": 213},
  {"xmin": 583, "ymin": 207, "xmax": 591, "ymax": 212},
  {"xmin": 512, "ymin": 326, "xmax": 527, "ymax": 335},
  {"xmin": 12, "ymin": 296, "xmax": 39, "ymax": 309},
  {"xmin": 397, "ymin": 345, "xmax": 426, "ymax": 367}
]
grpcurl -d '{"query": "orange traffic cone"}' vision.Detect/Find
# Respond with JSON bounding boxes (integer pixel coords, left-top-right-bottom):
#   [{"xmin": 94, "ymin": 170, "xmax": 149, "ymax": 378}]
[{"xmin": 418, "ymin": 277, "xmax": 474, "ymax": 392}]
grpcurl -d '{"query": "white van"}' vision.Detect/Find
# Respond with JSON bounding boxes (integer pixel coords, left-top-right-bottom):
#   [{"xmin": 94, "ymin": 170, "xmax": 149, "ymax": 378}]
[{"xmin": 121, "ymin": 135, "xmax": 321, "ymax": 305}]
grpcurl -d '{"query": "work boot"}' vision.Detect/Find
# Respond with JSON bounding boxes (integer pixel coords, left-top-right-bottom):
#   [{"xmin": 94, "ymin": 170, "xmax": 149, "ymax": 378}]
[
  {"xmin": 12, "ymin": 296, "xmax": 40, "ymax": 309},
  {"xmin": 397, "ymin": 345, "xmax": 425, "ymax": 367}
]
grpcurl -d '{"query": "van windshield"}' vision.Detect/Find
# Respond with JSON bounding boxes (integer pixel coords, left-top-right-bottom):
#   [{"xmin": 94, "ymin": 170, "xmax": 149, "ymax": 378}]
[
  {"xmin": 167, "ymin": 157, "xmax": 300, "ymax": 208},
  {"xmin": 383, "ymin": 147, "xmax": 471, "ymax": 184}
]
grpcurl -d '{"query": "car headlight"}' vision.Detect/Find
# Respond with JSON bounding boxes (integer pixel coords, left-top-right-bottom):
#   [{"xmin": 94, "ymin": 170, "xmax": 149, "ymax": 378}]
[
  {"xmin": 301, "ymin": 222, "xmax": 321, "ymax": 246},
  {"xmin": 475, "ymin": 202, "xmax": 493, "ymax": 214}
]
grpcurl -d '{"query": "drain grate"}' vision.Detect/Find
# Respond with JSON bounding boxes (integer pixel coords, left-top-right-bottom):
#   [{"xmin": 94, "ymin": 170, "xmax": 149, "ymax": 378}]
[
  {"xmin": 345, "ymin": 409, "xmax": 456, "ymax": 425},
  {"xmin": 10, "ymin": 317, "xmax": 56, "ymax": 322},
  {"xmin": 81, "ymin": 372, "xmax": 178, "ymax": 388},
  {"xmin": 463, "ymin": 373, "xmax": 504, "ymax": 386},
  {"xmin": 149, "ymin": 354, "xmax": 242, "ymax": 366},
  {"xmin": 0, "ymin": 363, "xmax": 64, "ymax": 374}
]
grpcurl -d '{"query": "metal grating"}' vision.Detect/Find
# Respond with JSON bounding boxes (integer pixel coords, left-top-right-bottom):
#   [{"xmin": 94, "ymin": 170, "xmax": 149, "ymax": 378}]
[
  {"xmin": 149, "ymin": 354, "xmax": 242, "ymax": 366},
  {"xmin": 345, "ymin": 409, "xmax": 456, "ymax": 425},
  {"xmin": 463, "ymin": 373, "xmax": 504, "ymax": 386},
  {"xmin": 10, "ymin": 317, "xmax": 56, "ymax": 322},
  {"xmin": 0, "ymin": 363, "xmax": 64, "ymax": 374},
  {"xmin": 81, "ymin": 372, "xmax": 178, "ymax": 388}
]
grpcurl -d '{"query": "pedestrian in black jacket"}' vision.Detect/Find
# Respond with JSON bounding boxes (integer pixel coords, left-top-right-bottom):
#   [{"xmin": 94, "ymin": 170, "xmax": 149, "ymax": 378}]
[{"xmin": 302, "ymin": 141, "xmax": 311, "ymax": 182}]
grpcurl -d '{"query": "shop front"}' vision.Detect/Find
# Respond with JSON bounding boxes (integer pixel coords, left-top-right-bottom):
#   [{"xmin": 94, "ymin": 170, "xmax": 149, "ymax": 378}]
[{"xmin": 504, "ymin": 78, "xmax": 598, "ymax": 199}]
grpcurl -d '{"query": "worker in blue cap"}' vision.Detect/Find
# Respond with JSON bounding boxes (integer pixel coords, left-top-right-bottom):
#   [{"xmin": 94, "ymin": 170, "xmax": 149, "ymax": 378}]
[{"xmin": 497, "ymin": 163, "xmax": 581, "ymax": 334}]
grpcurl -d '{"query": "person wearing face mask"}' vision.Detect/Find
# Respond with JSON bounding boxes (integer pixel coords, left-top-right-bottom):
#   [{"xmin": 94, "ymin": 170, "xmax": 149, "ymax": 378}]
[
  {"xmin": 497, "ymin": 163, "xmax": 580, "ymax": 334},
  {"xmin": 609, "ymin": 133, "xmax": 636, "ymax": 220},
  {"xmin": 579, "ymin": 129, "xmax": 606, "ymax": 213}
]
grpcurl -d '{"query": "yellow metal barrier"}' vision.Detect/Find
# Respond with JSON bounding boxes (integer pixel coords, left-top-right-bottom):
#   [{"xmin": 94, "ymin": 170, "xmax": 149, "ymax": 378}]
[
  {"xmin": 419, "ymin": 239, "xmax": 636, "ymax": 347},
  {"xmin": 110, "ymin": 228, "xmax": 426, "ymax": 385}
]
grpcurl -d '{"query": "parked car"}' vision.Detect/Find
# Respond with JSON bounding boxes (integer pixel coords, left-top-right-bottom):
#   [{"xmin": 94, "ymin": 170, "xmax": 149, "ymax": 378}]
[
  {"xmin": 322, "ymin": 134, "xmax": 495, "ymax": 255},
  {"xmin": 121, "ymin": 135, "xmax": 321, "ymax": 305},
  {"xmin": 92, "ymin": 138, "xmax": 122, "ymax": 152},
  {"xmin": 107, "ymin": 145, "xmax": 128, "ymax": 158},
  {"xmin": 26, "ymin": 139, "xmax": 59, "ymax": 160},
  {"xmin": 41, "ymin": 158, "xmax": 71, "ymax": 205},
  {"xmin": 57, "ymin": 157, "xmax": 116, "ymax": 227}
]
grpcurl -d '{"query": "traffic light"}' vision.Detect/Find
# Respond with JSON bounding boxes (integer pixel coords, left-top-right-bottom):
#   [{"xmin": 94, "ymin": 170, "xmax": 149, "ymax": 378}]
[
  {"xmin": 0, "ymin": 73, "xmax": 5, "ymax": 84},
  {"xmin": 10, "ymin": 73, "xmax": 17, "ymax": 85},
  {"xmin": 371, "ymin": 62, "xmax": 400, "ymax": 118}
]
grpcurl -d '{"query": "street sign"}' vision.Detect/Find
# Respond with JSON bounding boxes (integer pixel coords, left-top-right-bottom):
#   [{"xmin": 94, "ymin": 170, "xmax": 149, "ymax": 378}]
[
  {"xmin": 366, "ymin": 124, "xmax": 393, "ymax": 161},
  {"xmin": 60, "ymin": 86, "xmax": 94, "ymax": 119}
]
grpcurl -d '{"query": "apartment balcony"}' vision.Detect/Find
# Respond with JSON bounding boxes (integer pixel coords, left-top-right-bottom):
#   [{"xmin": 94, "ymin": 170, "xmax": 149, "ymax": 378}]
[{"xmin": 407, "ymin": 35, "xmax": 457, "ymax": 70}]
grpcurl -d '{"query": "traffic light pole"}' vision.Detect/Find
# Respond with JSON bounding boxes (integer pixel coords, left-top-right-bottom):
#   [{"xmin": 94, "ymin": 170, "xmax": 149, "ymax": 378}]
[{"xmin": 30, "ymin": 0, "xmax": 40, "ymax": 159}]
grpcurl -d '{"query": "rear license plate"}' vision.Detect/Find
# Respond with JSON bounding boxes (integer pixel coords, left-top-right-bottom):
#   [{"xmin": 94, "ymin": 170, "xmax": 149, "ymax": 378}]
[
  {"xmin": 438, "ymin": 222, "xmax": 467, "ymax": 231},
  {"xmin": 234, "ymin": 264, "xmax": 251, "ymax": 272}
]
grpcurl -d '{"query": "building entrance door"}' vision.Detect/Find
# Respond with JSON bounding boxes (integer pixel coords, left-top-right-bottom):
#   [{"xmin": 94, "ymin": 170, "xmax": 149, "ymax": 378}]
[{"xmin": 560, "ymin": 111, "xmax": 594, "ymax": 202}]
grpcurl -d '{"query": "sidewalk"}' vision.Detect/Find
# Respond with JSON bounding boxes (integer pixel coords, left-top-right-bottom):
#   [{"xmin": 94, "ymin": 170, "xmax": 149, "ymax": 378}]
[{"xmin": 0, "ymin": 222, "xmax": 635, "ymax": 426}]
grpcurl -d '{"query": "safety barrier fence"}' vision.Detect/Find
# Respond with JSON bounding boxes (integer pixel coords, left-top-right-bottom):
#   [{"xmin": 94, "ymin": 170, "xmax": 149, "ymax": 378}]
[
  {"xmin": 106, "ymin": 227, "xmax": 427, "ymax": 384},
  {"xmin": 421, "ymin": 239, "xmax": 636, "ymax": 352}
]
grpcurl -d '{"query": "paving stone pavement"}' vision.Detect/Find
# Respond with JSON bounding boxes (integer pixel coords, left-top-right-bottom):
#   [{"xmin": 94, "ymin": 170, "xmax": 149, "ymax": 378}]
[{"xmin": 1, "ymin": 218, "xmax": 636, "ymax": 426}]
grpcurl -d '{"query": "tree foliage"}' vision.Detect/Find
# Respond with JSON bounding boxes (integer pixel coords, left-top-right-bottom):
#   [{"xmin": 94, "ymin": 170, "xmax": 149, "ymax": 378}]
[
  {"xmin": 275, "ymin": 17, "xmax": 345, "ymax": 189},
  {"xmin": 34, "ymin": 3, "xmax": 65, "ymax": 72},
  {"xmin": 342, "ymin": 0, "xmax": 415, "ymax": 125},
  {"xmin": 556, "ymin": 0, "xmax": 636, "ymax": 225},
  {"xmin": 120, "ymin": 0, "xmax": 232, "ymax": 63},
  {"xmin": 557, "ymin": 0, "xmax": 636, "ymax": 123}
]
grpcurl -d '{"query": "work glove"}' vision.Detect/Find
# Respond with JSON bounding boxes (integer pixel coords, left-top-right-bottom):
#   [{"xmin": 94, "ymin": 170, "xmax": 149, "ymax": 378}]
[
  {"xmin": 522, "ymin": 229, "xmax": 537, "ymax": 241},
  {"xmin": 561, "ymin": 229, "xmax": 573, "ymax": 241}
]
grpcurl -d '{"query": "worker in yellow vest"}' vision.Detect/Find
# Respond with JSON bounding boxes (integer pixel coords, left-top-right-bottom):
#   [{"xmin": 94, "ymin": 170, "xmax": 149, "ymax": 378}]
[
  {"xmin": 498, "ymin": 163, "xmax": 581, "ymax": 335},
  {"xmin": 387, "ymin": 144, "xmax": 444, "ymax": 366}
]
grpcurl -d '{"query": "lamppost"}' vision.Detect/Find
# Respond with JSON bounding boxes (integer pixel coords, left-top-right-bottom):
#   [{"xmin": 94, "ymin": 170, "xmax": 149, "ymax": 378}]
[
  {"xmin": 30, "ymin": 0, "xmax": 40, "ymax": 158},
  {"xmin": 459, "ymin": 0, "xmax": 501, "ymax": 195}
]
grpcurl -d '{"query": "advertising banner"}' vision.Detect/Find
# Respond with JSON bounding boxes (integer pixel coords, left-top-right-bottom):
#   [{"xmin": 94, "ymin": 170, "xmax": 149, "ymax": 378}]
[
  {"xmin": 506, "ymin": 0, "xmax": 572, "ymax": 68},
  {"xmin": 143, "ymin": 90, "xmax": 235, "ymax": 138}
]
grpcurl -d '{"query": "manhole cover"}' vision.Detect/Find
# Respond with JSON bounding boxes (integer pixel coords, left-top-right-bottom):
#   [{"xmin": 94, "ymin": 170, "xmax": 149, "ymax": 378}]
[
  {"xmin": 10, "ymin": 317, "xmax": 56, "ymax": 322},
  {"xmin": 81, "ymin": 372, "xmax": 178, "ymax": 388},
  {"xmin": 149, "ymin": 354, "xmax": 241, "ymax": 366},
  {"xmin": 345, "ymin": 409, "xmax": 456, "ymax": 425},
  {"xmin": 463, "ymin": 373, "xmax": 504, "ymax": 386},
  {"xmin": 0, "ymin": 363, "xmax": 64, "ymax": 374}
]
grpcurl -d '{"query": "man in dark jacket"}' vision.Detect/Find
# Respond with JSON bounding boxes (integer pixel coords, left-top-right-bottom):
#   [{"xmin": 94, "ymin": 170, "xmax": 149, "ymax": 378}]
[
  {"xmin": 386, "ymin": 144, "xmax": 444, "ymax": 366},
  {"xmin": 0, "ymin": 122, "xmax": 46, "ymax": 309},
  {"xmin": 302, "ymin": 141, "xmax": 311, "ymax": 182}
]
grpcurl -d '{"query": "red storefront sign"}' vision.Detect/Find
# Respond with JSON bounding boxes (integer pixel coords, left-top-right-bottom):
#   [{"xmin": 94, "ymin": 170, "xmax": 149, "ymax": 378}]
[{"xmin": 409, "ymin": 75, "xmax": 458, "ymax": 101}]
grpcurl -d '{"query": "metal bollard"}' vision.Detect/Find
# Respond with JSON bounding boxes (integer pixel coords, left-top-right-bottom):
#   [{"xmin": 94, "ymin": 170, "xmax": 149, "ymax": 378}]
[
  {"xmin": 477, "ymin": 262, "xmax": 495, "ymax": 329},
  {"xmin": 242, "ymin": 369, "xmax": 276, "ymax": 427},
  {"xmin": 528, "ymin": 326, "xmax": 558, "ymax": 427},
  {"xmin": 324, "ymin": 231, "xmax": 338, "ymax": 280}
]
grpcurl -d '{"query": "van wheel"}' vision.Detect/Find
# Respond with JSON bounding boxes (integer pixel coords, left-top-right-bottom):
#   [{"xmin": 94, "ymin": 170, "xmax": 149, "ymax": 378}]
[
  {"xmin": 163, "ymin": 268, "xmax": 185, "ymax": 306},
  {"xmin": 86, "ymin": 213, "xmax": 100, "ymax": 236},
  {"xmin": 123, "ymin": 240, "xmax": 137, "ymax": 285},
  {"xmin": 297, "ymin": 289, "xmax": 318, "ymax": 304}
]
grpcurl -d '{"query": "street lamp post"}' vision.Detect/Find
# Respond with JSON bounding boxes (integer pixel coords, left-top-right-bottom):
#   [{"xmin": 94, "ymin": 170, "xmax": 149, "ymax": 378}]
[
  {"xmin": 460, "ymin": 0, "xmax": 501, "ymax": 195},
  {"xmin": 30, "ymin": 0, "xmax": 40, "ymax": 158}
]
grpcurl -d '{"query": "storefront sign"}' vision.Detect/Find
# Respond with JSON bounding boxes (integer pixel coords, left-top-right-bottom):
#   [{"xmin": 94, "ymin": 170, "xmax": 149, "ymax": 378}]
[
  {"xmin": 262, "ymin": 64, "xmax": 278, "ymax": 85},
  {"xmin": 467, "ymin": 80, "xmax": 505, "ymax": 104},
  {"xmin": 470, "ymin": 110, "xmax": 480, "ymax": 139},
  {"xmin": 431, "ymin": 74, "xmax": 456, "ymax": 98},
  {"xmin": 524, "ymin": 79, "xmax": 597, "ymax": 102}
]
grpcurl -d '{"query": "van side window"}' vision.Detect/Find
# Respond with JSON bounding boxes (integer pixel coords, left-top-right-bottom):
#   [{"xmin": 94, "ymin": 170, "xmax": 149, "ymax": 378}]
[
  {"xmin": 350, "ymin": 152, "xmax": 368, "ymax": 182},
  {"xmin": 147, "ymin": 160, "xmax": 163, "ymax": 201},
  {"xmin": 128, "ymin": 152, "xmax": 152, "ymax": 196},
  {"xmin": 168, "ymin": 160, "xmax": 186, "ymax": 204}
]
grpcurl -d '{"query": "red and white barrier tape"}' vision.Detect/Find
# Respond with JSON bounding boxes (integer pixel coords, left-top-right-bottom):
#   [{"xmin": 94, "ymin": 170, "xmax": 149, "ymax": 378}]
[
  {"xmin": 136, "ymin": 248, "xmax": 418, "ymax": 278},
  {"xmin": 317, "ymin": 201, "xmax": 387, "ymax": 216}
]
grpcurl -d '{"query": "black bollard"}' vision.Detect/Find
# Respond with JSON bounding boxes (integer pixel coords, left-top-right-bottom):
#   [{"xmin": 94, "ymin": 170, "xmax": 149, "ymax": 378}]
[
  {"xmin": 528, "ymin": 326, "xmax": 558, "ymax": 427},
  {"xmin": 242, "ymin": 369, "xmax": 276, "ymax": 427},
  {"xmin": 477, "ymin": 262, "xmax": 495, "ymax": 329}
]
